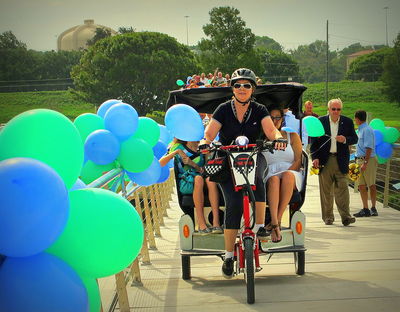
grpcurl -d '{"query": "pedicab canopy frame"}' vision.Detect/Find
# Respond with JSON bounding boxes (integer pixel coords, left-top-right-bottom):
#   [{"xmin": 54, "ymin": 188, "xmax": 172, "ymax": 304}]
[{"xmin": 166, "ymin": 82, "xmax": 307, "ymax": 116}]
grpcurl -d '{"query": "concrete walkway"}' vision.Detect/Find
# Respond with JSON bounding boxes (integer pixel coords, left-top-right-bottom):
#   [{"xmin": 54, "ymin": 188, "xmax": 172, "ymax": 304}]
[{"xmin": 99, "ymin": 174, "xmax": 400, "ymax": 312}]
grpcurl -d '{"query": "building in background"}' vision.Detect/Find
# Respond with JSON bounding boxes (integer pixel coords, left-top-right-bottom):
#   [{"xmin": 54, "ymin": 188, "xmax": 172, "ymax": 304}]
[
  {"xmin": 57, "ymin": 19, "xmax": 117, "ymax": 51},
  {"xmin": 346, "ymin": 50, "xmax": 375, "ymax": 71}
]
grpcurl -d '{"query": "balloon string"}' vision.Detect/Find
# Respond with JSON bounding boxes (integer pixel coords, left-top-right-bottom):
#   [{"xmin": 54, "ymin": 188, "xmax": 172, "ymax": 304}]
[{"xmin": 309, "ymin": 136, "xmax": 332, "ymax": 156}]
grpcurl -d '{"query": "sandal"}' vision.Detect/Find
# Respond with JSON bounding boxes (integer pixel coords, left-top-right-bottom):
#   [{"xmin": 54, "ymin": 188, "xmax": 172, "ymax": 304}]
[
  {"xmin": 265, "ymin": 221, "xmax": 281, "ymax": 232},
  {"xmin": 271, "ymin": 224, "xmax": 282, "ymax": 243}
]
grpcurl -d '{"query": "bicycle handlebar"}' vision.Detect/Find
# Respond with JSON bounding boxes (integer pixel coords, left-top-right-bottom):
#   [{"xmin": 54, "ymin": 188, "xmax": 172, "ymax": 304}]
[{"xmin": 199, "ymin": 139, "xmax": 287, "ymax": 154}]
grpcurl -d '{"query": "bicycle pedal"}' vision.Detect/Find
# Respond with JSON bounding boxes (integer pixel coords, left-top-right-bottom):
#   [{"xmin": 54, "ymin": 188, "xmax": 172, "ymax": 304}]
[{"xmin": 256, "ymin": 267, "xmax": 263, "ymax": 272}]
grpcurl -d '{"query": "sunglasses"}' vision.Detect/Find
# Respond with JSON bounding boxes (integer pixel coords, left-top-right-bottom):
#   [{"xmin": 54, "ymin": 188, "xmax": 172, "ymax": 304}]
[
  {"xmin": 331, "ymin": 108, "xmax": 341, "ymax": 111},
  {"xmin": 271, "ymin": 116, "xmax": 282, "ymax": 121},
  {"xmin": 233, "ymin": 83, "xmax": 252, "ymax": 89}
]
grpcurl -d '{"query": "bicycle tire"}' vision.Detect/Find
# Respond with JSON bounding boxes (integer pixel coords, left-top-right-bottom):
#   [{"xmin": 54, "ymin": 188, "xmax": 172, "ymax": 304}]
[{"xmin": 244, "ymin": 238, "xmax": 255, "ymax": 304}]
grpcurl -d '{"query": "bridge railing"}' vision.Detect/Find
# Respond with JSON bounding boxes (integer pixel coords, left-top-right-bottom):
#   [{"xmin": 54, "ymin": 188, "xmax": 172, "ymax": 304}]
[{"xmin": 87, "ymin": 168, "xmax": 175, "ymax": 312}]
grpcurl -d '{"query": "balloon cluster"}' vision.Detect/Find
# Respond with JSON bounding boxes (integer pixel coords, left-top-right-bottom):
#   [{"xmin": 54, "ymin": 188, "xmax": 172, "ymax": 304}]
[
  {"xmin": 348, "ymin": 162, "xmax": 361, "ymax": 182},
  {"xmin": 0, "ymin": 108, "xmax": 145, "ymax": 312},
  {"xmin": 369, "ymin": 118, "xmax": 399, "ymax": 164},
  {"xmin": 75, "ymin": 99, "xmax": 174, "ymax": 187}
]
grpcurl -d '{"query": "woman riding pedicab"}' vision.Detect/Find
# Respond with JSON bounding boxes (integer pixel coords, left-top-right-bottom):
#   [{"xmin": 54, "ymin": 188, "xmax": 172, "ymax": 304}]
[{"xmin": 201, "ymin": 68, "xmax": 286, "ymax": 278}]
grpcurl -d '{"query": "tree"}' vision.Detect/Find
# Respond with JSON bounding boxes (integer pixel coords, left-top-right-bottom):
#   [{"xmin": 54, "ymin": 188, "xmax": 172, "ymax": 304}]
[
  {"xmin": 261, "ymin": 49, "xmax": 300, "ymax": 83},
  {"xmin": 290, "ymin": 40, "xmax": 338, "ymax": 83},
  {"xmin": 0, "ymin": 31, "xmax": 37, "ymax": 80},
  {"xmin": 71, "ymin": 32, "xmax": 199, "ymax": 115},
  {"xmin": 118, "ymin": 27, "xmax": 135, "ymax": 34},
  {"xmin": 382, "ymin": 33, "xmax": 400, "ymax": 104},
  {"xmin": 33, "ymin": 50, "xmax": 83, "ymax": 79},
  {"xmin": 87, "ymin": 28, "xmax": 113, "ymax": 46},
  {"xmin": 0, "ymin": 31, "xmax": 26, "ymax": 49},
  {"xmin": 198, "ymin": 6, "xmax": 258, "ymax": 74},
  {"xmin": 254, "ymin": 36, "xmax": 282, "ymax": 52},
  {"xmin": 346, "ymin": 48, "xmax": 391, "ymax": 81}
]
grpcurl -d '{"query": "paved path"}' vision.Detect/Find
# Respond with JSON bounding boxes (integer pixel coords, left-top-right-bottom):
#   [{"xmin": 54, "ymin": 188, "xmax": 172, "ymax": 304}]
[{"xmin": 99, "ymin": 174, "xmax": 400, "ymax": 311}]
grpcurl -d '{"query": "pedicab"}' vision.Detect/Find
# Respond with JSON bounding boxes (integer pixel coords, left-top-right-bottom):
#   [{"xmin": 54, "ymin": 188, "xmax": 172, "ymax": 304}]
[{"xmin": 166, "ymin": 83, "xmax": 308, "ymax": 304}]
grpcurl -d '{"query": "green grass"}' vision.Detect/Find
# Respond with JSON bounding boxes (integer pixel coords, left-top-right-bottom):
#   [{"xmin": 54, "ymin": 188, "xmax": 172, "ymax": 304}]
[
  {"xmin": 0, "ymin": 81, "xmax": 399, "ymax": 128},
  {"xmin": 303, "ymin": 81, "xmax": 400, "ymax": 128},
  {"xmin": 0, "ymin": 90, "xmax": 95, "ymax": 123}
]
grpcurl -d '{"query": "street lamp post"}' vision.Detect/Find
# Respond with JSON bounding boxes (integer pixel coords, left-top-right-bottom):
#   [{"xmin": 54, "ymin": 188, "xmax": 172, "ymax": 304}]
[
  {"xmin": 384, "ymin": 6, "xmax": 389, "ymax": 46},
  {"xmin": 184, "ymin": 15, "xmax": 189, "ymax": 46}
]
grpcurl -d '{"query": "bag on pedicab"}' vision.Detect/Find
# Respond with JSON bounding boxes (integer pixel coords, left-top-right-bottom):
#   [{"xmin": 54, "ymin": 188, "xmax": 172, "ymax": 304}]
[{"xmin": 204, "ymin": 151, "xmax": 231, "ymax": 183}]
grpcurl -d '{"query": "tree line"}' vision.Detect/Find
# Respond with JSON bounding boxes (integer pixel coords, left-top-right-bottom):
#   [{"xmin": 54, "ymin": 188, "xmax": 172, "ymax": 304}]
[{"xmin": 1, "ymin": 6, "xmax": 399, "ymax": 111}]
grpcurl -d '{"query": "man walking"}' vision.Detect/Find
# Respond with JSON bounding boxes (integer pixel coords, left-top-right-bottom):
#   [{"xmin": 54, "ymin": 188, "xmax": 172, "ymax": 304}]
[
  {"xmin": 353, "ymin": 110, "xmax": 378, "ymax": 217},
  {"xmin": 311, "ymin": 99, "xmax": 358, "ymax": 226}
]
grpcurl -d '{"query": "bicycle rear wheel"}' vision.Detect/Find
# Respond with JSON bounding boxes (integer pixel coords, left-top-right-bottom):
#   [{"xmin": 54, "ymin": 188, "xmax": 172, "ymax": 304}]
[{"xmin": 244, "ymin": 238, "xmax": 255, "ymax": 304}]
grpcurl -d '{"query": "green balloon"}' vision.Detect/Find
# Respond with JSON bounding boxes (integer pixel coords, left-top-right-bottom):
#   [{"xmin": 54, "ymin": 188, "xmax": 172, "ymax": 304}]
[
  {"xmin": 80, "ymin": 160, "xmax": 116, "ymax": 184},
  {"xmin": 118, "ymin": 137, "xmax": 154, "ymax": 172},
  {"xmin": 132, "ymin": 117, "xmax": 160, "ymax": 147},
  {"xmin": 47, "ymin": 188, "xmax": 144, "ymax": 278},
  {"xmin": 377, "ymin": 155, "xmax": 388, "ymax": 164},
  {"xmin": 74, "ymin": 113, "xmax": 105, "ymax": 142},
  {"xmin": 383, "ymin": 127, "xmax": 400, "ymax": 144},
  {"xmin": 303, "ymin": 116, "xmax": 325, "ymax": 137},
  {"xmin": 176, "ymin": 79, "xmax": 184, "ymax": 86},
  {"xmin": 0, "ymin": 109, "xmax": 83, "ymax": 189},
  {"xmin": 80, "ymin": 276, "xmax": 101, "ymax": 312},
  {"xmin": 369, "ymin": 118, "xmax": 385, "ymax": 131}
]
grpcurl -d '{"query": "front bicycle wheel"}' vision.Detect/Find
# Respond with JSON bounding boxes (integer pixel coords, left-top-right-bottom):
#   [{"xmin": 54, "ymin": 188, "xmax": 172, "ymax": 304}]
[{"xmin": 244, "ymin": 238, "xmax": 255, "ymax": 304}]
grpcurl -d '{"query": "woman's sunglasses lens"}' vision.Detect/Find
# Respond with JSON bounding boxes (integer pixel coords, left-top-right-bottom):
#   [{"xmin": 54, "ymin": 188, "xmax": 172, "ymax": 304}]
[{"xmin": 234, "ymin": 83, "xmax": 252, "ymax": 89}]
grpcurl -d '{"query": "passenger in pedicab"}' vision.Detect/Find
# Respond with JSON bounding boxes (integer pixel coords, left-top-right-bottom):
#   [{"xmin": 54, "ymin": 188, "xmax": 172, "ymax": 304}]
[
  {"xmin": 262, "ymin": 107, "xmax": 303, "ymax": 243},
  {"xmin": 201, "ymin": 68, "xmax": 286, "ymax": 278},
  {"xmin": 159, "ymin": 139, "xmax": 223, "ymax": 234}
]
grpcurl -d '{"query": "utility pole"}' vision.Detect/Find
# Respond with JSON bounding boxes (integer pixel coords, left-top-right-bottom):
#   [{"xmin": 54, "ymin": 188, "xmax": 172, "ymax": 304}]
[
  {"xmin": 325, "ymin": 20, "xmax": 329, "ymax": 105},
  {"xmin": 384, "ymin": 6, "xmax": 389, "ymax": 46},
  {"xmin": 184, "ymin": 16, "xmax": 189, "ymax": 46}
]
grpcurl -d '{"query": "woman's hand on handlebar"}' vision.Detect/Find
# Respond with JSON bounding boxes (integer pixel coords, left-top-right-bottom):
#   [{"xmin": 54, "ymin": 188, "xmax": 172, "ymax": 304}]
[{"xmin": 274, "ymin": 138, "xmax": 287, "ymax": 150}]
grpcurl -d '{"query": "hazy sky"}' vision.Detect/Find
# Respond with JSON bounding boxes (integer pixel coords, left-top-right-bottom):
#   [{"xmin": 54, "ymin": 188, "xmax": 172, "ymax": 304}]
[{"xmin": 1, "ymin": 0, "xmax": 399, "ymax": 52}]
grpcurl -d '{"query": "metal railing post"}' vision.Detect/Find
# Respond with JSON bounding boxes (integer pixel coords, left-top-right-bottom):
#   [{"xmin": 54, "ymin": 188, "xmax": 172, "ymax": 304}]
[{"xmin": 383, "ymin": 158, "xmax": 391, "ymax": 208}]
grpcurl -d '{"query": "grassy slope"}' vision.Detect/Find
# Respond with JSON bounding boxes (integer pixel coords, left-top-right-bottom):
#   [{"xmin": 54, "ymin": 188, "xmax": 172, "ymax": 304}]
[
  {"xmin": 302, "ymin": 81, "xmax": 400, "ymax": 128},
  {"xmin": 0, "ymin": 91, "xmax": 95, "ymax": 123},
  {"xmin": 0, "ymin": 81, "xmax": 399, "ymax": 127}
]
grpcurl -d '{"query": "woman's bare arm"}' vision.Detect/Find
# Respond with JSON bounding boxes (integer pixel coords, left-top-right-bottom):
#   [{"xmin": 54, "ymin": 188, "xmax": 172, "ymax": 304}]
[{"xmin": 287, "ymin": 132, "xmax": 302, "ymax": 171}]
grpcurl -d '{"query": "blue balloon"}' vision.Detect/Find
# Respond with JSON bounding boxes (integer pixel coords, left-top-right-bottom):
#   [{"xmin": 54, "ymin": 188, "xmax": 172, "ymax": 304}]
[
  {"xmin": 374, "ymin": 129, "xmax": 384, "ymax": 146},
  {"xmin": 126, "ymin": 157, "xmax": 161, "ymax": 186},
  {"xmin": 97, "ymin": 99, "xmax": 121, "ymax": 118},
  {"xmin": 70, "ymin": 178, "xmax": 87, "ymax": 191},
  {"xmin": 157, "ymin": 164, "xmax": 170, "ymax": 183},
  {"xmin": 167, "ymin": 158, "xmax": 174, "ymax": 168},
  {"xmin": 84, "ymin": 129, "xmax": 120, "ymax": 165},
  {"xmin": 159, "ymin": 125, "xmax": 173, "ymax": 145},
  {"xmin": 165, "ymin": 104, "xmax": 204, "ymax": 141},
  {"xmin": 153, "ymin": 140, "xmax": 168, "ymax": 159},
  {"xmin": 0, "ymin": 158, "xmax": 69, "ymax": 257},
  {"xmin": 104, "ymin": 103, "xmax": 139, "ymax": 141},
  {"xmin": 376, "ymin": 142, "xmax": 393, "ymax": 159},
  {"xmin": 214, "ymin": 132, "xmax": 220, "ymax": 142},
  {"xmin": 0, "ymin": 253, "xmax": 88, "ymax": 312}
]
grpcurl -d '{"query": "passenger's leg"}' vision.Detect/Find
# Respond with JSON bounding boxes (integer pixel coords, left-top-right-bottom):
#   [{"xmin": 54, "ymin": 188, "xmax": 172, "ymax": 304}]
[
  {"xmin": 193, "ymin": 175, "xmax": 207, "ymax": 230},
  {"xmin": 277, "ymin": 171, "xmax": 296, "ymax": 223},
  {"xmin": 267, "ymin": 176, "xmax": 281, "ymax": 242},
  {"xmin": 206, "ymin": 178, "xmax": 220, "ymax": 227}
]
